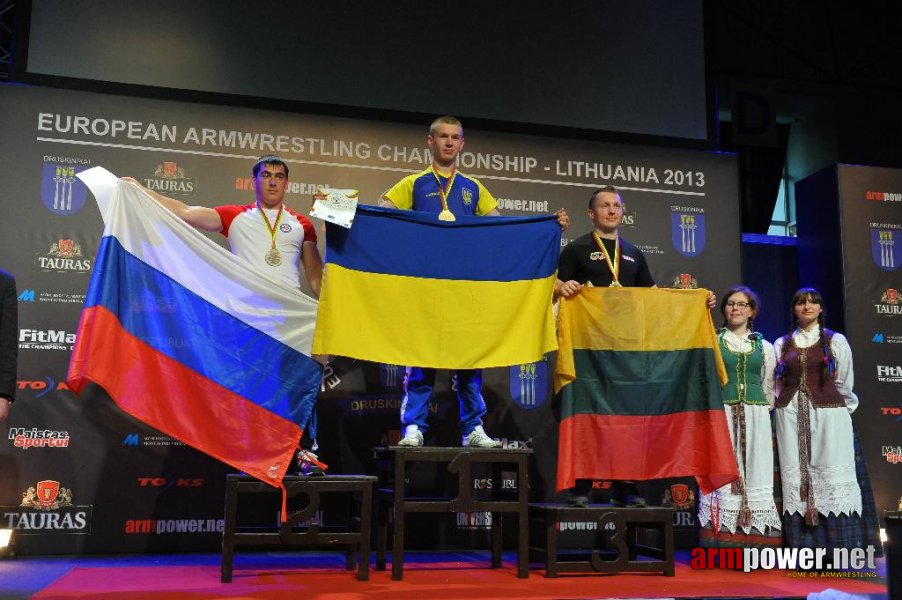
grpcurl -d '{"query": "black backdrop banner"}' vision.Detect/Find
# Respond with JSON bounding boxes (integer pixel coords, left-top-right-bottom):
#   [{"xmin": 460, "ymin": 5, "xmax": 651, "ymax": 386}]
[
  {"xmin": 0, "ymin": 83, "xmax": 740, "ymax": 553},
  {"xmin": 796, "ymin": 165, "xmax": 902, "ymax": 520}
]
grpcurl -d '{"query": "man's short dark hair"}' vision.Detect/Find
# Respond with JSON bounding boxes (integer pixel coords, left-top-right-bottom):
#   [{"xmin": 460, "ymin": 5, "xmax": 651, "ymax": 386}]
[
  {"xmin": 588, "ymin": 185, "xmax": 621, "ymax": 209},
  {"xmin": 252, "ymin": 155, "xmax": 289, "ymax": 178}
]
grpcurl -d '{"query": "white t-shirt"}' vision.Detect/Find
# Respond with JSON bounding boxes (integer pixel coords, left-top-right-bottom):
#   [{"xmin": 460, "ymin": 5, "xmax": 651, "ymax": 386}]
[{"xmin": 214, "ymin": 203, "xmax": 317, "ymax": 290}]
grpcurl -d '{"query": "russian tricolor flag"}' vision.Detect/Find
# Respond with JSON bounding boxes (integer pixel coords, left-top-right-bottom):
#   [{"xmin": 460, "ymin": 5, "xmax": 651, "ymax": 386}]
[{"xmin": 67, "ymin": 167, "xmax": 322, "ymax": 486}]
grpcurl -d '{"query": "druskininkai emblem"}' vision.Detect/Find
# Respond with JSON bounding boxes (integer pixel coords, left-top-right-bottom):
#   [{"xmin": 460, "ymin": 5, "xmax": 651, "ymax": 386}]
[
  {"xmin": 871, "ymin": 229, "xmax": 902, "ymax": 272},
  {"xmin": 671, "ymin": 213, "xmax": 706, "ymax": 256}
]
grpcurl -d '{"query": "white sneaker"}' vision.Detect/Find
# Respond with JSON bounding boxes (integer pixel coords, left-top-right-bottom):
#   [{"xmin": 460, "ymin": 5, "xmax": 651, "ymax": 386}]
[
  {"xmin": 397, "ymin": 425, "xmax": 424, "ymax": 447},
  {"xmin": 464, "ymin": 425, "xmax": 502, "ymax": 448}
]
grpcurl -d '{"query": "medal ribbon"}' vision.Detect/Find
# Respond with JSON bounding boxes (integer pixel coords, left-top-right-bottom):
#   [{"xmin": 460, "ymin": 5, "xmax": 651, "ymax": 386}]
[
  {"xmin": 431, "ymin": 167, "xmax": 458, "ymax": 214},
  {"xmin": 591, "ymin": 231, "xmax": 621, "ymax": 285},
  {"xmin": 257, "ymin": 203, "xmax": 284, "ymax": 251}
]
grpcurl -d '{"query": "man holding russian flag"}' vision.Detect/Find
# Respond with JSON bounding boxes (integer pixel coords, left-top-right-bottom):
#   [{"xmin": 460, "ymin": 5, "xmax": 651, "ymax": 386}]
[
  {"xmin": 380, "ymin": 116, "xmax": 570, "ymax": 449},
  {"xmin": 123, "ymin": 155, "xmax": 327, "ymax": 476}
]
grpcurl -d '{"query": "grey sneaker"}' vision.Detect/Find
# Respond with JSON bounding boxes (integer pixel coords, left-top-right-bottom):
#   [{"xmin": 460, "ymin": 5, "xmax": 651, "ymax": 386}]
[
  {"xmin": 296, "ymin": 449, "xmax": 326, "ymax": 476},
  {"xmin": 463, "ymin": 425, "xmax": 502, "ymax": 448},
  {"xmin": 397, "ymin": 425, "xmax": 424, "ymax": 447}
]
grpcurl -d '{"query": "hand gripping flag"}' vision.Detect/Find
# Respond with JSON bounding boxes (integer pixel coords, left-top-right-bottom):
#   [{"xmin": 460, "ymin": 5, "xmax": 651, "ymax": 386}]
[
  {"xmin": 554, "ymin": 287, "xmax": 738, "ymax": 494},
  {"xmin": 312, "ymin": 205, "xmax": 561, "ymax": 368},
  {"xmin": 67, "ymin": 167, "xmax": 322, "ymax": 486}
]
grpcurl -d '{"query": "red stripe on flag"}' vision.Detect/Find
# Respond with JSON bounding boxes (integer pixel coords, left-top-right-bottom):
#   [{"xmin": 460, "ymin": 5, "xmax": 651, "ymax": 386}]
[
  {"xmin": 556, "ymin": 411, "xmax": 738, "ymax": 494},
  {"xmin": 67, "ymin": 305, "xmax": 301, "ymax": 486}
]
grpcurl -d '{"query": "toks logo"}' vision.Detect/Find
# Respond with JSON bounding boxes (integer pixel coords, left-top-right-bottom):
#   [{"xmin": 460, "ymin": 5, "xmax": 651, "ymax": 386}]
[
  {"xmin": 17, "ymin": 377, "xmax": 71, "ymax": 397},
  {"xmin": 137, "ymin": 477, "xmax": 204, "ymax": 491},
  {"xmin": 881, "ymin": 406, "xmax": 902, "ymax": 421}
]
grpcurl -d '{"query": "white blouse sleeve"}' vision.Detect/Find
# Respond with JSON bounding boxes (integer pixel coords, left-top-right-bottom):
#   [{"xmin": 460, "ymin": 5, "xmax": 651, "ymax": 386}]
[
  {"xmin": 830, "ymin": 332, "xmax": 859, "ymax": 413},
  {"xmin": 760, "ymin": 338, "xmax": 776, "ymax": 408},
  {"xmin": 772, "ymin": 336, "xmax": 785, "ymax": 399}
]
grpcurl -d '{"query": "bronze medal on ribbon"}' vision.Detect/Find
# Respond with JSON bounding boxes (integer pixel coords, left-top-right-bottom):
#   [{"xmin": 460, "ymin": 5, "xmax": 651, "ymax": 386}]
[
  {"xmin": 258, "ymin": 202, "xmax": 285, "ymax": 268},
  {"xmin": 265, "ymin": 248, "xmax": 282, "ymax": 267}
]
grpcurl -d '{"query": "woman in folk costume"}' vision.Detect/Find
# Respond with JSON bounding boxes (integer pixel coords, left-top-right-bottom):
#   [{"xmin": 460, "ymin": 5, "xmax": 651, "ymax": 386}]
[
  {"xmin": 698, "ymin": 286, "xmax": 782, "ymax": 547},
  {"xmin": 774, "ymin": 288, "xmax": 865, "ymax": 549}
]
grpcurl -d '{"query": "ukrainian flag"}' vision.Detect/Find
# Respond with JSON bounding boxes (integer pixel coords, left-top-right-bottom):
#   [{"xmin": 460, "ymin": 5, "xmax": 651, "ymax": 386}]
[
  {"xmin": 313, "ymin": 205, "xmax": 560, "ymax": 369},
  {"xmin": 555, "ymin": 287, "xmax": 738, "ymax": 494}
]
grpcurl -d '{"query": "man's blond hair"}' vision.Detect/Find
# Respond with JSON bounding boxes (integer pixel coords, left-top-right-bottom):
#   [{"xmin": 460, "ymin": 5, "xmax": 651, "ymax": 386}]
[{"xmin": 429, "ymin": 115, "xmax": 463, "ymax": 136}]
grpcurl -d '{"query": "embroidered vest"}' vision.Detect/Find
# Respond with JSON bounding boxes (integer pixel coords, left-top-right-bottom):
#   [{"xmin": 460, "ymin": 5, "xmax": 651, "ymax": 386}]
[
  {"xmin": 719, "ymin": 332, "xmax": 768, "ymax": 405},
  {"xmin": 775, "ymin": 329, "xmax": 845, "ymax": 409}
]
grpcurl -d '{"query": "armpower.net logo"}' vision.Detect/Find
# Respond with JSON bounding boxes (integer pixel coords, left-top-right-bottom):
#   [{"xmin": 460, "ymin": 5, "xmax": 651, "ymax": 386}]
[{"xmin": 691, "ymin": 546, "xmax": 878, "ymax": 577}]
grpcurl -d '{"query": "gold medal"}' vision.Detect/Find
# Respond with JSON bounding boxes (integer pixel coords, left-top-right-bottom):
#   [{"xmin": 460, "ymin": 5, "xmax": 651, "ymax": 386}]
[
  {"xmin": 432, "ymin": 167, "xmax": 459, "ymax": 222},
  {"xmin": 592, "ymin": 232, "xmax": 622, "ymax": 288},
  {"xmin": 265, "ymin": 248, "xmax": 282, "ymax": 266}
]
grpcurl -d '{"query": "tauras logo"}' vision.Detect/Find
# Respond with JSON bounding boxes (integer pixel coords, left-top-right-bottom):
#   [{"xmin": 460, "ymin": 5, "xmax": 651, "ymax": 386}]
[
  {"xmin": 35, "ymin": 239, "xmax": 92, "ymax": 273},
  {"xmin": 1, "ymin": 481, "xmax": 92, "ymax": 534},
  {"xmin": 142, "ymin": 161, "xmax": 196, "ymax": 196},
  {"xmin": 874, "ymin": 288, "xmax": 902, "ymax": 317},
  {"xmin": 9, "ymin": 427, "xmax": 70, "ymax": 449}
]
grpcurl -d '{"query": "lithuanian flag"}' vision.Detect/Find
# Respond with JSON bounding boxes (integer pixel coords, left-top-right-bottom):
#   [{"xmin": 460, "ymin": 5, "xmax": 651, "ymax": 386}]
[
  {"xmin": 555, "ymin": 287, "xmax": 738, "ymax": 494},
  {"xmin": 313, "ymin": 205, "xmax": 560, "ymax": 369}
]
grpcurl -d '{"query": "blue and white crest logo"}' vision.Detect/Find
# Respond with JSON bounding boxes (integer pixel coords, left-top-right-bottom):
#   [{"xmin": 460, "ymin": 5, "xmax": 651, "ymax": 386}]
[
  {"xmin": 871, "ymin": 229, "xmax": 902, "ymax": 272},
  {"xmin": 40, "ymin": 163, "xmax": 89, "ymax": 215},
  {"xmin": 671, "ymin": 213, "xmax": 706, "ymax": 256},
  {"xmin": 378, "ymin": 363, "xmax": 403, "ymax": 388},
  {"xmin": 461, "ymin": 188, "xmax": 473, "ymax": 205},
  {"xmin": 509, "ymin": 361, "xmax": 547, "ymax": 409}
]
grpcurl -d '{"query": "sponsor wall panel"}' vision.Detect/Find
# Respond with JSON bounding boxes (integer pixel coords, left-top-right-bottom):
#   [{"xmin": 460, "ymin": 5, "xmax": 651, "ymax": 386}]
[
  {"xmin": 834, "ymin": 165, "xmax": 902, "ymax": 515},
  {"xmin": 796, "ymin": 164, "xmax": 902, "ymax": 520},
  {"xmin": 0, "ymin": 83, "xmax": 740, "ymax": 553}
]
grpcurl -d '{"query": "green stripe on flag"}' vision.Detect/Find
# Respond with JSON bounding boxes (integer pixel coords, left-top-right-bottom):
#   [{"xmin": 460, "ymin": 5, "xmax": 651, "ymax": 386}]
[{"xmin": 560, "ymin": 348, "xmax": 724, "ymax": 418}]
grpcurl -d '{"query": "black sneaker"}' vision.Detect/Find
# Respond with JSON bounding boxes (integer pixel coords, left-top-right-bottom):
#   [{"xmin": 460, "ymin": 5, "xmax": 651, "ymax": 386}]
[{"xmin": 611, "ymin": 481, "xmax": 646, "ymax": 507}]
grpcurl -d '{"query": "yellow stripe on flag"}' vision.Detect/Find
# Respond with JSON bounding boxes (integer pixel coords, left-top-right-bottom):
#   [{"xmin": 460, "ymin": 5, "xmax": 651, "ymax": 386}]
[
  {"xmin": 555, "ymin": 287, "xmax": 726, "ymax": 392},
  {"xmin": 313, "ymin": 263, "xmax": 558, "ymax": 369}
]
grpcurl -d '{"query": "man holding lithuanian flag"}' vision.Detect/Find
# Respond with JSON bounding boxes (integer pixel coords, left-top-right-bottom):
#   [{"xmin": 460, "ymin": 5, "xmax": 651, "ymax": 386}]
[{"xmin": 555, "ymin": 186, "xmax": 734, "ymax": 508}]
